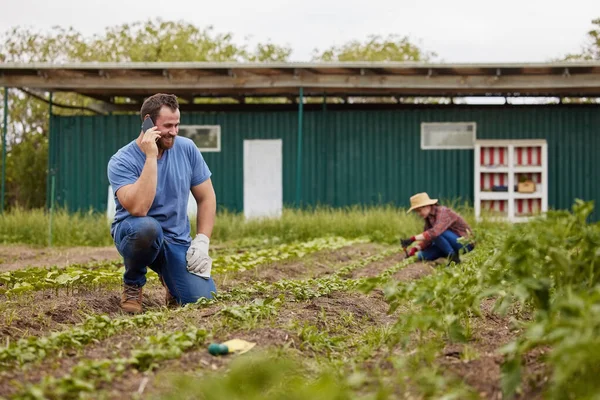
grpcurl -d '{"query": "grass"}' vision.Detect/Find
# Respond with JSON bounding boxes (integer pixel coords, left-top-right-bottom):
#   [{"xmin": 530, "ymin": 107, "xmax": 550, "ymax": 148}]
[
  {"xmin": 0, "ymin": 204, "xmax": 435, "ymax": 247},
  {"xmin": 213, "ymin": 204, "xmax": 427, "ymax": 244},
  {"xmin": 0, "ymin": 207, "xmax": 113, "ymax": 247}
]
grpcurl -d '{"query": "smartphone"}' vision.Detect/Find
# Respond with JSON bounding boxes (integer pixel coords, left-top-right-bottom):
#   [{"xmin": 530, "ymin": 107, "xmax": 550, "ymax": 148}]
[{"xmin": 141, "ymin": 117, "xmax": 155, "ymax": 133}]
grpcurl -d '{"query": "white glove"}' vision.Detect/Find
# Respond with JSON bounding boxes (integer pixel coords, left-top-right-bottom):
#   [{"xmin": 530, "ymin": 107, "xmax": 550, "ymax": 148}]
[{"xmin": 186, "ymin": 233, "xmax": 212, "ymax": 278}]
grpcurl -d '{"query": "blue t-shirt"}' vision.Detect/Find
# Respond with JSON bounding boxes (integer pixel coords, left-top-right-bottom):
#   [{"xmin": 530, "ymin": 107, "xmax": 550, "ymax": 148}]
[{"xmin": 107, "ymin": 136, "xmax": 211, "ymax": 245}]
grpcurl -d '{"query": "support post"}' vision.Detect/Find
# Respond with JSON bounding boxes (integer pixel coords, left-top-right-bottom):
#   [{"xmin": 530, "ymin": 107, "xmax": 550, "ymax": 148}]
[
  {"xmin": 49, "ymin": 175, "xmax": 55, "ymax": 247},
  {"xmin": 48, "ymin": 92, "xmax": 54, "ymax": 247},
  {"xmin": 1, "ymin": 87, "xmax": 7, "ymax": 214},
  {"xmin": 295, "ymin": 87, "xmax": 304, "ymax": 206}
]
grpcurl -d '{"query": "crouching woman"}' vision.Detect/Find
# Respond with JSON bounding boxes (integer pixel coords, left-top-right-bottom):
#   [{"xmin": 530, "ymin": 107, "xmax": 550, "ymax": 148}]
[{"xmin": 400, "ymin": 192, "xmax": 475, "ymax": 266}]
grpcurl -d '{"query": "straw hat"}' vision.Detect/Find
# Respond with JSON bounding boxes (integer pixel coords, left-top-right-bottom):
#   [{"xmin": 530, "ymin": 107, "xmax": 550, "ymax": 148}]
[{"xmin": 407, "ymin": 192, "xmax": 438, "ymax": 213}]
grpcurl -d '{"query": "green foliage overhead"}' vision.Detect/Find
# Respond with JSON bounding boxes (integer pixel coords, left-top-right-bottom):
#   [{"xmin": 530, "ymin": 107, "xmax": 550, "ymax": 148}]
[
  {"xmin": 565, "ymin": 18, "xmax": 600, "ymax": 60},
  {"xmin": 0, "ymin": 19, "xmax": 292, "ymax": 63},
  {"xmin": 312, "ymin": 34, "xmax": 435, "ymax": 62}
]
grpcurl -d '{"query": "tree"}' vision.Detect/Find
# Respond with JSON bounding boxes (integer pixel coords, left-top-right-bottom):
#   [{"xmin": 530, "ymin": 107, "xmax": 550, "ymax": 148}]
[
  {"xmin": 79, "ymin": 20, "xmax": 248, "ymax": 62},
  {"xmin": 560, "ymin": 17, "xmax": 600, "ymax": 104},
  {"xmin": 4, "ymin": 133, "xmax": 48, "ymax": 209},
  {"xmin": 0, "ymin": 25, "xmax": 84, "ymax": 63},
  {"xmin": 246, "ymin": 42, "xmax": 292, "ymax": 62},
  {"xmin": 312, "ymin": 34, "xmax": 435, "ymax": 62},
  {"xmin": 565, "ymin": 18, "xmax": 600, "ymax": 60}
]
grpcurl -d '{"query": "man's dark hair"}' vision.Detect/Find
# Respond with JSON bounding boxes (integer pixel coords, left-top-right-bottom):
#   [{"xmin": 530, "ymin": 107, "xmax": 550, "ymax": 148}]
[{"xmin": 140, "ymin": 93, "xmax": 179, "ymax": 122}]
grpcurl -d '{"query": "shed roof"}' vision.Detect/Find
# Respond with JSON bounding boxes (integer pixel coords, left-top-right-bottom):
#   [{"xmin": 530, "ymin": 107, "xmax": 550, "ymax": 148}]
[{"xmin": 1, "ymin": 61, "xmax": 599, "ymax": 108}]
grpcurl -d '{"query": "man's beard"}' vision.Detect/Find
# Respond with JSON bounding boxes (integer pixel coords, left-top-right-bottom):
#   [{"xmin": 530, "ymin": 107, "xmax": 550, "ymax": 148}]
[{"xmin": 157, "ymin": 135, "xmax": 175, "ymax": 150}]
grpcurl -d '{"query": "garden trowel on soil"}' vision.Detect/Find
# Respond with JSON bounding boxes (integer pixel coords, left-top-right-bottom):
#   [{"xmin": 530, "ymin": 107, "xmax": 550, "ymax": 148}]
[{"xmin": 208, "ymin": 339, "xmax": 256, "ymax": 356}]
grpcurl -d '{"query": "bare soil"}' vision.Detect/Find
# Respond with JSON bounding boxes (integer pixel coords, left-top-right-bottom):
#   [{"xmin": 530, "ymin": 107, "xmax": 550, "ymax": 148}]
[
  {"xmin": 0, "ymin": 245, "xmax": 120, "ymax": 272},
  {"xmin": 438, "ymin": 299, "xmax": 548, "ymax": 399},
  {"xmin": 0, "ymin": 284, "xmax": 166, "ymax": 340},
  {"xmin": 349, "ymin": 251, "xmax": 406, "ymax": 278},
  {"xmin": 391, "ymin": 261, "xmax": 435, "ymax": 281}
]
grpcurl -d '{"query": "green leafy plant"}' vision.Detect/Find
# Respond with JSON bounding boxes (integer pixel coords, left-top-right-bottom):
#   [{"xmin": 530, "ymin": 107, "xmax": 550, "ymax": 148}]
[
  {"xmin": 0, "ymin": 312, "xmax": 167, "ymax": 369},
  {"xmin": 1, "ymin": 237, "xmax": 361, "ymax": 296},
  {"xmin": 213, "ymin": 237, "xmax": 366, "ymax": 273},
  {"xmin": 219, "ymin": 297, "xmax": 282, "ymax": 328},
  {"xmin": 485, "ymin": 200, "xmax": 600, "ymax": 399},
  {"xmin": 14, "ymin": 326, "xmax": 207, "ymax": 399}
]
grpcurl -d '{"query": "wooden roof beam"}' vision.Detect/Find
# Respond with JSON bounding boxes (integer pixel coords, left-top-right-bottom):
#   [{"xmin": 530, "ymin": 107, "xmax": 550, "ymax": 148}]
[{"xmin": 4, "ymin": 72, "xmax": 598, "ymax": 92}]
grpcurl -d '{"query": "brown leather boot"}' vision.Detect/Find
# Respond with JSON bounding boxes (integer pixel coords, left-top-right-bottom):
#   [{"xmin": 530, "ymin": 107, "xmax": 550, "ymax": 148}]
[
  {"xmin": 159, "ymin": 275, "xmax": 178, "ymax": 308},
  {"xmin": 121, "ymin": 284, "xmax": 143, "ymax": 314}
]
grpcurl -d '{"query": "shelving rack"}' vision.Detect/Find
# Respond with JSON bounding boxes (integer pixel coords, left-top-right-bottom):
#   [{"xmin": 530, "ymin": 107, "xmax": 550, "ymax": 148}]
[{"xmin": 474, "ymin": 139, "xmax": 548, "ymax": 222}]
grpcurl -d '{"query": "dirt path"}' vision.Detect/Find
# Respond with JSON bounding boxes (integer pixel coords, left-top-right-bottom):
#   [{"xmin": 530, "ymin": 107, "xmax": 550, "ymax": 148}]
[
  {"xmin": 217, "ymin": 243, "xmax": 386, "ymax": 290},
  {"xmin": 0, "ymin": 245, "xmax": 120, "ymax": 272}
]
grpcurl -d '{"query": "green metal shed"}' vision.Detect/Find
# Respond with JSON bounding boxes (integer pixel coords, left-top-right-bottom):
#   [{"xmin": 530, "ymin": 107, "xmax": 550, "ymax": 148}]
[
  {"xmin": 1, "ymin": 62, "xmax": 599, "ymax": 216},
  {"xmin": 49, "ymin": 104, "xmax": 599, "ymax": 214}
]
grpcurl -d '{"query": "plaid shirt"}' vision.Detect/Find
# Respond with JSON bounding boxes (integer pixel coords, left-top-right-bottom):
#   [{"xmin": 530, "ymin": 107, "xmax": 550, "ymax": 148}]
[{"xmin": 420, "ymin": 205, "xmax": 473, "ymax": 249}]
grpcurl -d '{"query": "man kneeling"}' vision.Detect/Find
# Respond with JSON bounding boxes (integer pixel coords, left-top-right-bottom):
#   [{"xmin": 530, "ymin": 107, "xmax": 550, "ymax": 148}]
[
  {"xmin": 400, "ymin": 192, "xmax": 475, "ymax": 266},
  {"xmin": 107, "ymin": 93, "xmax": 217, "ymax": 313}
]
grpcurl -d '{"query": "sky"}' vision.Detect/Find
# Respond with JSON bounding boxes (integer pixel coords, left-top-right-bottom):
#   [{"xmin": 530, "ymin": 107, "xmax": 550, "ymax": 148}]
[{"xmin": 0, "ymin": 0, "xmax": 598, "ymax": 63}]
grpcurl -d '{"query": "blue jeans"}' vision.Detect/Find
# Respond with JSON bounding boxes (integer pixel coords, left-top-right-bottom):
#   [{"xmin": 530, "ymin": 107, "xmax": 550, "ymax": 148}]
[
  {"xmin": 417, "ymin": 230, "xmax": 474, "ymax": 261},
  {"xmin": 113, "ymin": 216, "xmax": 217, "ymax": 305}
]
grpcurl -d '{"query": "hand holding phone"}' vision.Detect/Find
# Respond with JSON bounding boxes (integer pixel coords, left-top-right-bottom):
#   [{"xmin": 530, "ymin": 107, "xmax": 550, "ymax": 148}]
[{"xmin": 140, "ymin": 117, "xmax": 160, "ymax": 157}]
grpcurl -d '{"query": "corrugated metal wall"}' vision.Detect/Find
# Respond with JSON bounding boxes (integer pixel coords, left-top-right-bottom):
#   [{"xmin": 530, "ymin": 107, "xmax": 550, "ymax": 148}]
[{"xmin": 50, "ymin": 105, "xmax": 600, "ymax": 214}]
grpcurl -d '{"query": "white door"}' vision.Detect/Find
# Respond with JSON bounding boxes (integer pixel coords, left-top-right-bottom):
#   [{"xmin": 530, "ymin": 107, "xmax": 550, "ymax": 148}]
[{"xmin": 243, "ymin": 139, "xmax": 283, "ymax": 219}]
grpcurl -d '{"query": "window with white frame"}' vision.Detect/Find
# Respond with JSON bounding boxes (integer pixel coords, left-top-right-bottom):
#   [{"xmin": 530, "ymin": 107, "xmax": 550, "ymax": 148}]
[
  {"xmin": 420, "ymin": 122, "xmax": 476, "ymax": 150},
  {"xmin": 178, "ymin": 125, "xmax": 221, "ymax": 152}
]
